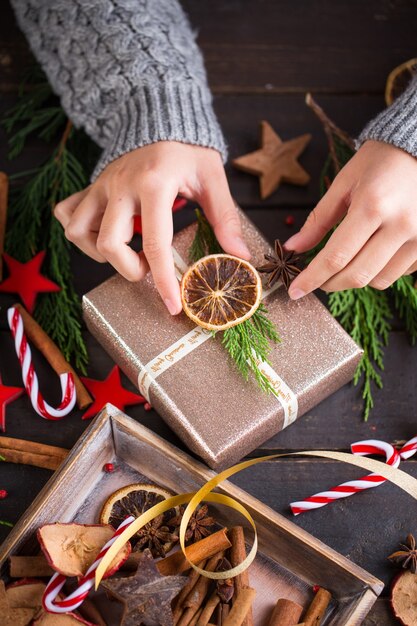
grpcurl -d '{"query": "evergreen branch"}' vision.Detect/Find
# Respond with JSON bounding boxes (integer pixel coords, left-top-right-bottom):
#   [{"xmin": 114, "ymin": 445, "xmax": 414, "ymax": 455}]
[
  {"xmin": 327, "ymin": 287, "xmax": 391, "ymax": 420},
  {"xmin": 5, "ymin": 120, "xmax": 89, "ymax": 373},
  {"xmin": 189, "ymin": 208, "xmax": 223, "ymax": 262},
  {"xmin": 189, "ymin": 210, "xmax": 281, "ymax": 393},
  {"xmin": 392, "ymin": 276, "xmax": 417, "ymax": 346},
  {"xmin": 0, "ymin": 520, "xmax": 13, "ymax": 528}
]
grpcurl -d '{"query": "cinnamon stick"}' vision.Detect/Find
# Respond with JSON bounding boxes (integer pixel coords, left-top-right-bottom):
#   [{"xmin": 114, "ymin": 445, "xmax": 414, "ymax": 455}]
[
  {"xmin": 175, "ymin": 552, "xmax": 224, "ymax": 626},
  {"xmin": 228, "ymin": 527, "xmax": 253, "ymax": 626},
  {"xmin": 222, "ymin": 588, "xmax": 256, "ymax": 626},
  {"xmin": 0, "ymin": 172, "xmax": 8, "ymax": 281},
  {"xmin": 303, "ymin": 588, "xmax": 332, "ymax": 626},
  {"xmin": 268, "ymin": 598, "xmax": 303, "ymax": 626},
  {"xmin": 0, "ymin": 437, "xmax": 69, "ymax": 471},
  {"xmin": 158, "ymin": 529, "xmax": 231, "ymax": 576},
  {"xmin": 173, "ymin": 560, "xmax": 207, "ymax": 622},
  {"xmin": 13, "ymin": 303, "xmax": 92, "ymax": 410},
  {"xmin": 197, "ymin": 590, "xmax": 221, "ymax": 626}
]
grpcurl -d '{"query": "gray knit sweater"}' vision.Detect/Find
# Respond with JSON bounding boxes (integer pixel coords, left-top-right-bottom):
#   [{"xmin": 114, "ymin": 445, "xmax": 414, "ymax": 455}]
[{"xmin": 10, "ymin": 0, "xmax": 417, "ymax": 181}]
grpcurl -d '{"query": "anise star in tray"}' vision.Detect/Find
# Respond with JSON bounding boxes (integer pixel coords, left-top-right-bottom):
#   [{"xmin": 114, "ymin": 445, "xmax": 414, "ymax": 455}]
[
  {"xmin": 257, "ymin": 239, "xmax": 302, "ymax": 290},
  {"xmin": 133, "ymin": 513, "xmax": 179, "ymax": 559},
  {"xmin": 102, "ymin": 549, "xmax": 187, "ymax": 626},
  {"xmin": 389, "ymin": 533, "xmax": 417, "ymax": 573},
  {"xmin": 168, "ymin": 504, "xmax": 216, "ymax": 544}
]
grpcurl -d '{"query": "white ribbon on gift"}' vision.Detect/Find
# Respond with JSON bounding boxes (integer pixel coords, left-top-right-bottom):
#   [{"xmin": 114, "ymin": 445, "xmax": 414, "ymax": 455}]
[{"xmin": 138, "ymin": 247, "xmax": 298, "ymax": 428}]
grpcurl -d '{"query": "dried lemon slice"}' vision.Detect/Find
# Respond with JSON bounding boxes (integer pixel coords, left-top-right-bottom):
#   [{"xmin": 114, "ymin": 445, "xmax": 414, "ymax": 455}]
[{"xmin": 180, "ymin": 253, "xmax": 262, "ymax": 331}]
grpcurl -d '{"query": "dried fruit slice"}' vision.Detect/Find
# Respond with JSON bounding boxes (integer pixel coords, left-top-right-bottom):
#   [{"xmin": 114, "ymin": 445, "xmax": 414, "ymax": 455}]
[
  {"xmin": 37, "ymin": 522, "xmax": 131, "ymax": 578},
  {"xmin": 6, "ymin": 579, "xmax": 45, "ymax": 611},
  {"xmin": 391, "ymin": 570, "xmax": 417, "ymax": 626},
  {"xmin": 385, "ymin": 58, "xmax": 417, "ymax": 106},
  {"xmin": 99, "ymin": 483, "xmax": 177, "ymax": 558},
  {"xmin": 181, "ymin": 254, "xmax": 262, "ymax": 331},
  {"xmin": 34, "ymin": 612, "xmax": 96, "ymax": 625}
]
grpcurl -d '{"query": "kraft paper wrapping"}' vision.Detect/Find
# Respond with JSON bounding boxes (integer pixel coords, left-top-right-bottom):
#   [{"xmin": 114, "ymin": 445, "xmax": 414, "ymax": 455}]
[{"xmin": 82, "ymin": 211, "xmax": 362, "ymax": 469}]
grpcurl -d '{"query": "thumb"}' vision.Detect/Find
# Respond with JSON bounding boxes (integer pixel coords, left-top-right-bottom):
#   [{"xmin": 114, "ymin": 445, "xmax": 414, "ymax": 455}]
[
  {"xmin": 200, "ymin": 176, "xmax": 251, "ymax": 260},
  {"xmin": 285, "ymin": 182, "xmax": 348, "ymax": 252}
]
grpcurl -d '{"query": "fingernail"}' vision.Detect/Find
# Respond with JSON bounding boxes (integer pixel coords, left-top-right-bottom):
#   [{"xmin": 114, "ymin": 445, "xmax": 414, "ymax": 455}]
[
  {"xmin": 284, "ymin": 233, "xmax": 301, "ymax": 249},
  {"xmin": 236, "ymin": 238, "xmax": 251, "ymax": 259},
  {"xmin": 288, "ymin": 287, "xmax": 305, "ymax": 301},
  {"xmin": 164, "ymin": 298, "xmax": 181, "ymax": 315}
]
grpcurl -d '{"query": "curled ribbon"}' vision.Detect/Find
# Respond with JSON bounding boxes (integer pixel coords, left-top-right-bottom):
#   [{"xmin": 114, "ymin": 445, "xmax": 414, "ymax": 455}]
[{"xmin": 95, "ymin": 449, "xmax": 417, "ymax": 589}]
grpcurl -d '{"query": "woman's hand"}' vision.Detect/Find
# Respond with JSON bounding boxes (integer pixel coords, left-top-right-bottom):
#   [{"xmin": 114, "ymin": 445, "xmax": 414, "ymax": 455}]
[
  {"xmin": 286, "ymin": 140, "xmax": 417, "ymax": 299},
  {"xmin": 54, "ymin": 142, "xmax": 250, "ymax": 315}
]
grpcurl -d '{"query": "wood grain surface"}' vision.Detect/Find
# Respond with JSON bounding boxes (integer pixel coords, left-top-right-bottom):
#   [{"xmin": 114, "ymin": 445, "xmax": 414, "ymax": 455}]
[{"xmin": 1, "ymin": 2, "xmax": 416, "ymax": 624}]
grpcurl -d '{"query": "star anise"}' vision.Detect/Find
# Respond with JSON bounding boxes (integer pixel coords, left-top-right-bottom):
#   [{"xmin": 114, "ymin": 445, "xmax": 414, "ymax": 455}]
[
  {"xmin": 133, "ymin": 513, "xmax": 179, "ymax": 559},
  {"xmin": 256, "ymin": 239, "xmax": 302, "ymax": 290},
  {"xmin": 168, "ymin": 504, "xmax": 216, "ymax": 544},
  {"xmin": 388, "ymin": 533, "xmax": 417, "ymax": 573}
]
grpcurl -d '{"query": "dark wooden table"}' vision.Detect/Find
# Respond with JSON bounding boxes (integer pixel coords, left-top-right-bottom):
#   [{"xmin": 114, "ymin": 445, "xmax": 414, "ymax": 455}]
[{"xmin": 1, "ymin": 2, "xmax": 417, "ymax": 624}]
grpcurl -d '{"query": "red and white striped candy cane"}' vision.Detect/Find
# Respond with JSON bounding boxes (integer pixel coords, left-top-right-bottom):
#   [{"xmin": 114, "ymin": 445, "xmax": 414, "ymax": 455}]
[
  {"xmin": 399, "ymin": 435, "xmax": 417, "ymax": 460},
  {"xmin": 7, "ymin": 306, "xmax": 76, "ymax": 420},
  {"xmin": 290, "ymin": 439, "xmax": 401, "ymax": 516},
  {"xmin": 43, "ymin": 515, "xmax": 134, "ymax": 614}
]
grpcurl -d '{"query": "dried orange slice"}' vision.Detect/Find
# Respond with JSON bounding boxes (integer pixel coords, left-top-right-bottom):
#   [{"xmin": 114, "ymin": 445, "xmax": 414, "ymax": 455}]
[{"xmin": 180, "ymin": 254, "xmax": 262, "ymax": 331}]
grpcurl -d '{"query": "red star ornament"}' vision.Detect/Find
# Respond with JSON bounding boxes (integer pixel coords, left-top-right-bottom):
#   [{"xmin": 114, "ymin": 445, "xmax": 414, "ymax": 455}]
[
  {"xmin": 81, "ymin": 365, "xmax": 146, "ymax": 420},
  {"xmin": 0, "ymin": 252, "xmax": 60, "ymax": 313},
  {"xmin": 0, "ymin": 375, "xmax": 24, "ymax": 432},
  {"xmin": 133, "ymin": 197, "xmax": 187, "ymax": 235}
]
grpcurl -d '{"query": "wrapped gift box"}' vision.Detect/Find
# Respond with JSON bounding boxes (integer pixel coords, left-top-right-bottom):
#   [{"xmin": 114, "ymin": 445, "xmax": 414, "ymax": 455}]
[{"xmin": 83, "ymin": 210, "xmax": 362, "ymax": 469}]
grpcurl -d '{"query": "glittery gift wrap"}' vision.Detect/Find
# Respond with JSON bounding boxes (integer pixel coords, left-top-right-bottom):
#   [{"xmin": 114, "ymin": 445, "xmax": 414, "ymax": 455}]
[{"xmin": 83, "ymin": 211, "xmax": 362, "ymax": 469}]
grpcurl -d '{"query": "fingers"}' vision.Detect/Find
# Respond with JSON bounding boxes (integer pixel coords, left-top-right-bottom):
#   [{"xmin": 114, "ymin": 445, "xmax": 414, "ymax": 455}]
[
  {"xmin": 54, "ymin": 188, "xmax": 90, "ymax": 228},
  {"xmin": 288, "ymin": 197, "xmax": 382, "ymax": 299},
  {"xmin": 96, "ymin": 195, "xmax": 148, "ymax": 280},
  {"xmin": 285, "ymin": 181, "xmax": 348, "ymax": 253},
  {"xmin": 63, "ymin": 191, "xmax": 107, "ymax": 262},
  {"xmin": 140, "ymin": 182, "xmax": 182, "ymax": 315},
  {"xmin": 369, "ymin": 242, "xmax": 417, "ymax": 289},
  {"xmin": 199, "ymin": 170, "xmax": 250, "ymax": 260},
  {"xmin": 321, "ymin": 227, "xmax": 407, "ymax": 292}
]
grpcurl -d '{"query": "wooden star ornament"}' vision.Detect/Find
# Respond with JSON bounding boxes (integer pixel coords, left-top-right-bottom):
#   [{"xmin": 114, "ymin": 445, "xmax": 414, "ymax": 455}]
[
  {"xmin": 81, "ymin": 365, "xmax": 145, "ymax": 420},
  {"xmin": 0, "ymin": 374, "xmax": 24, "ymax": 432},
  {"xmin": 102, "ymin": 549, "xmax": 187, "ymax": 626},
  {"xmin": 232, "ymin": 121, "xmax": 311, "ymax": 199}
]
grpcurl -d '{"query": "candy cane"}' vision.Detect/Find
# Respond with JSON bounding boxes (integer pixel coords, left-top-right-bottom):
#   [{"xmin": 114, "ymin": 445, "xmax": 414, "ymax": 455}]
[
  {"xmin": 399, "ymin": 435, "xmax": 417, "ymax": 460},
  {"xmin": 7, "ymin": 306, "xmax": 76, "ymax": 420},
  {"xmin": 43, "ymin": 515, "xmax": 134, "ymax": 613},
  {"xmin": 290, "ymin": 439, "xmax": 401, "ymax": 515}
]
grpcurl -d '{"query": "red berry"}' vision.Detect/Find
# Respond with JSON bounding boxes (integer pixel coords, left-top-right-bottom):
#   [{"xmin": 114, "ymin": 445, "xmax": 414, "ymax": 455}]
[
  {"xmin": 0, "ymin": 490, "xmax": 8, "ymax": 499},
  {"xmin": 144, "ymin": 402, "xmax": 152, "ymax": 411},
  {"xmin": 285, "ymin": 215, "xmax": 295, "ymax": 226},
  {"xmin": 103, "ymin": 463, "xmax": 115, "ymax": 473},
  {"xmin": 313, "ymin": 585, "xmax": 320, "ymax": 594}
]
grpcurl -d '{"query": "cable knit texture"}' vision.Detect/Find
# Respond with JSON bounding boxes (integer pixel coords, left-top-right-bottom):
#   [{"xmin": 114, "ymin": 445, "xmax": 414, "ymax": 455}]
[
  {"xmin": 10, "ymin": 0, "xmax": 227, "ymax": 179},
  {"xmin": 357, "ymin": 75, "xmax": 417, "ymax": 157}
]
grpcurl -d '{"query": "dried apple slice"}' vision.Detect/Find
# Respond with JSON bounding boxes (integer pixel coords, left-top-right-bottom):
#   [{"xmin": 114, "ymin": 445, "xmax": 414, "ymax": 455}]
[
  {"xmin": 391, "ymin": 570, "xmax": 417, "ymax": 626},
  {"xmin": 34, "ymin": 612, "xmax": 96, "ymax": 625},
  {"xmin": 6, "ymin": 579, "xmax": 45, "ymax": 612},
  {"xmin": 37, "ymin": 522, "xmax": 131, "ymax": 578}
]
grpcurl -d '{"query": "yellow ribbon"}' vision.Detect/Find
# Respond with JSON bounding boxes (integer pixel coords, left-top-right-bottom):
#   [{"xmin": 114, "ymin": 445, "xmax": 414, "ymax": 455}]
[{"xmin": 95, "ymin": 450, "xmax": 417, "ymax": 589}]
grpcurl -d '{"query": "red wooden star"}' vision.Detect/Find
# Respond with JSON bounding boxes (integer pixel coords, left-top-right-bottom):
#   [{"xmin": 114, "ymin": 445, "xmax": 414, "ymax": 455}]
[
  {"xmin": 0, "ymin": 374, "xmax": 24, "ymax": 432},
  {"xmin": 133, "ymin": 197, "xmax": 187, "ymax": 235},
  {"xmin": 81, "ymin": 365, "xmax": 145, "ymax": 420},
  {"xmin": 0, "ymin": 251, "xmax": 60, "ymax": 313}
]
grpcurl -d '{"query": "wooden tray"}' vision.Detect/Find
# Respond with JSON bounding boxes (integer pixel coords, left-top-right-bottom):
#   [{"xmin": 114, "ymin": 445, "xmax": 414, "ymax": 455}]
[{"xmin": 0, "ymin": 405, "xmax": 383, "ymax": 625}]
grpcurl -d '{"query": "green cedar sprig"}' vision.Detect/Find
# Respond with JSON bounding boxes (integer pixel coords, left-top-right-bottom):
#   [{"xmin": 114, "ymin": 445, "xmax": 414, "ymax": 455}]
[
  {"xmin": 189, "ymin": 210, "xmax": 280, "ymax": 394},
  {"xmin": 306, "ymin": 94, "xmax": 417, "ymax": 419},
  {"xmin": 2, "ymin": 71, "xmax": 90, "ymax": 372}
]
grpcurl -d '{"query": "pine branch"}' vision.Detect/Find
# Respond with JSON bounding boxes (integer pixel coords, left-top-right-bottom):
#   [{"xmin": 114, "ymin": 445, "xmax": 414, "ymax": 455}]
[
  {"xmin": 5, "ymin": 120, "xmax": 89, "ymax": 373},
  {"xmin": 189, "ymin": 210, "xmax": 280, "ymax": 393},
  {"xmin": 189, "ymin": 208, "xmax": 223, "ymax": 262},
  {"xmin": 392, "ymin": 276, "xmax": 417, "ymax": 346}
]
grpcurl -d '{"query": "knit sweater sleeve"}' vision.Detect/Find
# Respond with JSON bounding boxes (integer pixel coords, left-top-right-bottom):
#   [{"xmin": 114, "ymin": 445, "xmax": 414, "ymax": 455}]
[
  {"xmin": 10, "ymin": 0, "xmax": 227, "ymax": 180},
  {"xmin": 357, "ymin": 75, "xmax": 417, "ymax": 157}
]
